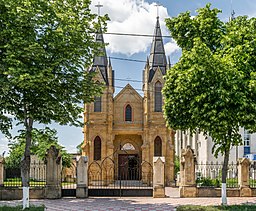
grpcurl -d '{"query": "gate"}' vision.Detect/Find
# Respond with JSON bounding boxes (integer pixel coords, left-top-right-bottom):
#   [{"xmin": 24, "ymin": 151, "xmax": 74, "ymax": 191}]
[
  {"xmin": 88, "ymin": 155, "xmax": 153, "ymax": 196},
  {"xmin": 61, "ymin": 165, "xmax": 76, "ymax": 197}
]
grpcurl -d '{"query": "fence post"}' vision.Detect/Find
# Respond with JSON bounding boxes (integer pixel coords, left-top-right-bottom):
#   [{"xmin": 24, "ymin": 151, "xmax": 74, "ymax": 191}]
[
  {"xmin": 0, "ymin": 157, "xmax": 4, "ymax": 187},
  {"xmin": 179, "ymin": 146, "xmax": 197, "ymax": 197},
  {"xmin": 238, "ymin": 158, "xmax": 251, "ymax": 197},
  {"xmin": 153, "ymin": 157, "xmax": 165, "ymax": 198},
  {"xmin": 76, "ymin": 156, "xmax": 88, "ymax": 198},
  {"xmin": 45, "ymin": 146, "xmax": 62, "ymax": 199}
]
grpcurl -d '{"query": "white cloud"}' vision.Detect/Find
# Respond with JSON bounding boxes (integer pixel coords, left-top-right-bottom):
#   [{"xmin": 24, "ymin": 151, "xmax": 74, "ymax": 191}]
[
  {"xmin": 0, "ymin": 137, "xmax": 9, "ymax": 156},
  {"xmin": 65, "ymin": 145, "xmax": 78, "ymax": 154},
  {"xmin": 90, "ymin": 0, "xmax": 171, "ymax": 55},
  {"xmin": 164, "ymin": 40, "xmax": 180, "ymax": 56}
]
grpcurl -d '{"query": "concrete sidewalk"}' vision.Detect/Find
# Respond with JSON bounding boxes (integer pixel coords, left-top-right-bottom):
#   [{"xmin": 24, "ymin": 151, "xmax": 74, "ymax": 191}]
[{"xmin": 1, "ymin": 188, "xmax": 256, "ymax": 211}]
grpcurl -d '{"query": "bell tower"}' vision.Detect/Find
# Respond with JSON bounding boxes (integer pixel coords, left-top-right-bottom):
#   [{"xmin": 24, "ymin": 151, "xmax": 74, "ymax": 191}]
[
  {"xmin": 142, "ymin": 17, "xmax": 174, "ymax": 185},
  {"xmin": 83, "ymin": 21, "xmax": 115, "ymax": 161}
]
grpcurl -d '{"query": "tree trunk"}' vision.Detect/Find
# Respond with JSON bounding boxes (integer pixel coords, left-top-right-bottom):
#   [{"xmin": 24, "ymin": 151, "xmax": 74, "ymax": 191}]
[
  {"xmin": 21, "ymin": 115, "xmax": 33, "ymax": 209},
  {"xmin": 221, "ymin": 132, "xmax": 231, "ymax": 206}
]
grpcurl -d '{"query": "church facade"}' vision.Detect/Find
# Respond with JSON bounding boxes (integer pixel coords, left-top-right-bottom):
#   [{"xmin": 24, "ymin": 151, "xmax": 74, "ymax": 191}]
[{"xmin": 82, "ymin": 18, "xmax": 175, "ymax": 186}]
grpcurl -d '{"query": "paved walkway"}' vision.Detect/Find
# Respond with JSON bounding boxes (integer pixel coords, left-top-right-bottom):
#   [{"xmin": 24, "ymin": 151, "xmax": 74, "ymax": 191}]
[{"xmin": 1, "ymin": 188, "xmax": 256, "ymax": 211}]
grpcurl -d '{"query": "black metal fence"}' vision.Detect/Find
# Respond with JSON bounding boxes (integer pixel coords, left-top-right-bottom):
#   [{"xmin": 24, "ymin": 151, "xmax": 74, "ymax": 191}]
[
  {"xmin": 4, "ymin": 160, "xmax": 46, "ymax": 187},
  {"xmin": 196, "ymin": 162, "xmax": 238, "ymax": 188},
  {"xmin": 249, "ymin": 161, "xmax": 256, "ymax": 188},
  {"xmin": 4, "ymin": 167, "xmax": 21, "ymax": 187},
  {"xmin": 88, "ymin": 155, "xmax": 153, "ymax": 196},
  {"xmin": 61, "ymin": 165, "xmax": 77, "ymax": 197}
]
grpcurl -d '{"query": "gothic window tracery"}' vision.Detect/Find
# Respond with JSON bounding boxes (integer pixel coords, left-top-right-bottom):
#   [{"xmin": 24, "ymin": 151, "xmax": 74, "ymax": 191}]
[
  {"xmin": 154, "ymin": 136, "xmax": 162, "ymax": 156},
  {"xmin": 155, "ymin": 81, "xmax": 162, "ymax": 112},
  {"xmin": 94, "ymin": 96, "xmax": 102, "ymax": 112},
  {"xmin": 94, "ymin": 136, "xmax": 101, "ymax": 160},
  {"xmin": 125, "ymin": 104, "xmax": 132, "ymax": 121}
]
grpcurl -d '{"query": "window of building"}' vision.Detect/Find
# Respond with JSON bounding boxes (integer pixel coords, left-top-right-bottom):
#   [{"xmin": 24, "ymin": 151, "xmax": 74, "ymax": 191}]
[
  {"xmin": 244, "ymin": 129, "xmax": 250, "ymax": 155},
  {"xmin": 94, "ymin": 96, "xmax": 102, "ymax": 112},
  {"xmin": 155, "ymin": 81, "xmax": 162, "ymax": 112},
  {"xmin": 125, "ymin": 104, "xmax": 132, "ymax": 121},
  {"xmin": 154, "ymin": 136, "xmax": 162, "ymax": 156},
  {"xmin": 121, "ymin": 143, "xmax": 136, "ymax": 151},
  {"xmin": 94, "ymin": 136, "xmax": 101, "ymax": 160}
]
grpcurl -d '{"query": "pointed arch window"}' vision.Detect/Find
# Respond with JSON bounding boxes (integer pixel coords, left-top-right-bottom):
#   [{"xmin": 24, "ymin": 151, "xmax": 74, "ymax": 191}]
[
  {"xmin": 94, "ymin": 136, "xmax": 101, "ymax": 160},
  {"xmin": 154, "ymin": 136, "xmax": 162, "ymax": 156},
  {"xmin": 125, "ymin": 104, "xmax": 132, "ymax": 121},
  {"xmin": 94, "ymin": 96, "xmax": 102, "ymax": 112},
  {"xmin": 155, "ymin": 81, "xmax": 162, "ymax": 112}
]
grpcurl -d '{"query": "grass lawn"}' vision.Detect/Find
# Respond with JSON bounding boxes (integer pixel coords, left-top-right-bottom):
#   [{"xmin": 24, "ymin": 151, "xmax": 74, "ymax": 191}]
[
  {"xmin": 0, "ymin": 205, "xmax": 45, "ymax": 211},
  {"xmin": 177, "ymin": 205, "xmax": 256, "ymax": 211},
  {"xmin": 4, "ymin": 181, "xmax": 75, "ymax": 187}
]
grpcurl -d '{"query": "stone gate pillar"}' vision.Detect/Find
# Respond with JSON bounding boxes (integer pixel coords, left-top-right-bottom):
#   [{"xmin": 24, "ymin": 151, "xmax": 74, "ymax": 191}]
[
  {"xmin": 45, "ymin": 146, "xmax": 62, "ymax": 199},
  {"xmin": 0, "ymin": 157, "xmax": 4, "ymax": 187},
  {"xmin": 76, "ymin": 156, "xmax": 88, "ymax": 198},
  {"xmin": 153, "ymin": 157, "xmax": 165, "ymax": 198},
  {"xmin": 179, "ymin": 146, "xmax": 197, "ymax": 197},
  {"xmin": 238, "ymin": 158, "xmax": 251, "ymax": 197}
]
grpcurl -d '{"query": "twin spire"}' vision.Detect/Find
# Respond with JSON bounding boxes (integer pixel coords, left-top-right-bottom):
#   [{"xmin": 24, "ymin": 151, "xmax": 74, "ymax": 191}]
[
  {"xmin": 90, "ymin": 28, "xmax": 109, "ymax": 85},
  {"xmin": 90, "ymin": 17, "xmax": 168, "ymax": 84},
  {"xmin": 148, "ymin": 17, "xmax": 167, "ymax": 82}
]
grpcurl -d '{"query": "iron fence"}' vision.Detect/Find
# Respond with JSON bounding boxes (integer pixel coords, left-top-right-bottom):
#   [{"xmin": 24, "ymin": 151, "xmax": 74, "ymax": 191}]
[
  {"xmin": 249, "ymin": 161, "xmax": 256, "ymax": 188},
  {"xmin": 88, "ymin": 155, "xmax": 153, "ymax": 196},
  {"xmin": 196, "ymin": 161, "xmax": 238, "ymax": 188},
  {"xmin": 4, "ymin": 160, "xmax": 46, "ymax": 187}
]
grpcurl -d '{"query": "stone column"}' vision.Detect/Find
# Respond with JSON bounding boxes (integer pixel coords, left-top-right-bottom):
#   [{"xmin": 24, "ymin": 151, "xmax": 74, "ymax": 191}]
[
  {"xmin": 0, "ymin": 157, "xmax": 4, "ymax": 187},
  {"xmin": 238, "ymin": 158, "xmax": 251, "ymax": 197},
  {"xmin": 45, "ymin": 146, "xmax": 62, "ymax": 199},
  {"xmin": 179, "ymin": 146, "xmax": 197, "ymax": 197},
  {"xmin": 153, "ymin": 157, "xmax": 165, "ymax": 198},
  {"xmin": 76, "ymin": 156, "xmax": 88, "ymax": 198}
]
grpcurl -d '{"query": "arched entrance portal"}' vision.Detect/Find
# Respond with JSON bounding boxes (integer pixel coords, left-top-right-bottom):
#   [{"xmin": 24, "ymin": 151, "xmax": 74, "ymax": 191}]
[
  {"xmin": 117, "ymin": 141, "xmax": 141, "ymax": 180},
  {"xmin": 114, "ymin": 134, "xmax": 143, "ymax": 181}
]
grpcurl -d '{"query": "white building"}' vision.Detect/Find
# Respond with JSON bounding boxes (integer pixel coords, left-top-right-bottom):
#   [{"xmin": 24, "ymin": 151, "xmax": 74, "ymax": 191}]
[{"xmin": 175, "ymin": 128, "xmax": 256, "ymax": 163}]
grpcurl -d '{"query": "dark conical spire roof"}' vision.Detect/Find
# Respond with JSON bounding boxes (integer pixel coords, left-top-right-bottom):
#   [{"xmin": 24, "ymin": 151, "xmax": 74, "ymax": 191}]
[
  {"xmin": 148, "ymin": 17, "xmax": 167, "ymax": 82},
  {"xmin": 90, "ymin": 28, "xmax": 109, "ymax": 85}
]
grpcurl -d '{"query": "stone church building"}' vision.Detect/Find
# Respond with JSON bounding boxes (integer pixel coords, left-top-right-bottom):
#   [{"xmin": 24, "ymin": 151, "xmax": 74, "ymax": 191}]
[{"xmin": 82, "ymin": 17, "xmax": 175, "ymax": 186}]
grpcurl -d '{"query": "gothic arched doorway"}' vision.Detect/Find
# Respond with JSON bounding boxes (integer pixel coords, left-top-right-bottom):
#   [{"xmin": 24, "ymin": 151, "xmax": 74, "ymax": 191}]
[{"xmin": 118, "ymin": 143, "xmax": 140, "ymax": 180}]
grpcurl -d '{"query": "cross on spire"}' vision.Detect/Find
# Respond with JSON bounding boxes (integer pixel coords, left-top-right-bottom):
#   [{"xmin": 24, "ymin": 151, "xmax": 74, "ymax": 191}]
[
  {"xmin": 95, "ymin": 2, "xmax": 103, "ymax": 16},
  {"xmin": 154, "ymin": 2, "xmax": 161, "ymax": 18},
  {"xmin": 230, "ymin": 0, "xmax": 235, "ymax": 21}
]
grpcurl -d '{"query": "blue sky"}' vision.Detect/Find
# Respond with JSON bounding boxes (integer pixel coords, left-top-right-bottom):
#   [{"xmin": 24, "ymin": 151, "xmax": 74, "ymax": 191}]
[{"xmin": 1, "ymin": 0, "xmax": 256, "ymax": 155}]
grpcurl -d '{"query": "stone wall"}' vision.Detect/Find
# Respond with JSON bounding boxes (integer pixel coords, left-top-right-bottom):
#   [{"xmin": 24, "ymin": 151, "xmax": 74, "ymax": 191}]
[
  {"xmin": 0, "ymin": 188, "xmax": 45, "ymax": 200},
  {"xmin": 179, "ymin": 148, "xmax": 256, "ymax": 197}
]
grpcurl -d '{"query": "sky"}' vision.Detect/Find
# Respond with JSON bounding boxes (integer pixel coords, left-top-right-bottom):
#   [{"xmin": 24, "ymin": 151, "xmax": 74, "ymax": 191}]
[{"xmin": 1, "ymin": 0, "xmax": 256, "ymax": 155}]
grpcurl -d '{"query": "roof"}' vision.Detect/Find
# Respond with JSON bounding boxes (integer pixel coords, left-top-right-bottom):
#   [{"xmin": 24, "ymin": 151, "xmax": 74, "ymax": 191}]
[
  {"xmin": 90, "ymin": 28, "xmax": 109, "ymax": 85},
  {"xmin": 148, "ymin": 17, "xmax": 167, "ymax": 82}
]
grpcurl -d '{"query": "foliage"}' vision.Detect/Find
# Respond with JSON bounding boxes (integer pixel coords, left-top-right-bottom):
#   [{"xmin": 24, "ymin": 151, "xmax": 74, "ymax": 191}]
[
  {"xmin": 177, "ymin": 205, "xmax": 219, "ymax": 211},
  {"xmin": 76, "ymin": 141, "xmax": 84, "ymax": 154},
  {"xmin": 0, "ymin": 0, "xmax": 107, "ymax": 191},
  {"xmin": 164, "ymin": 4, "xmax": 256, "ymax": 156},
  {"xmin": 177, "ymin": 205, "xmax": 256, "ymax": 211},
  {"xmin": 0, "ymin": 205, "xmax": 45, "ymax": 211},
  {"xmin": 196, "ymin": 177, "xmax": 220, "ymax": 188},
  {"xmin": 5, "ymin": 127, "xmax": 71, "ymax": 168},
  {"xmin": 164, "ymin": 4, "xmax": 256, "ymax": 203},
  {"xmin": 174, "ymin": 155, "xmax": 180, "ymax": 176}
]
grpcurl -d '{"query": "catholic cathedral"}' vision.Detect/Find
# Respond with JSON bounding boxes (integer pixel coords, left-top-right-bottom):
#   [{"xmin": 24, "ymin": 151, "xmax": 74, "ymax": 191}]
[{"xmin": 82, "ymin": 17, "xmax": 175, "ymax": 186}]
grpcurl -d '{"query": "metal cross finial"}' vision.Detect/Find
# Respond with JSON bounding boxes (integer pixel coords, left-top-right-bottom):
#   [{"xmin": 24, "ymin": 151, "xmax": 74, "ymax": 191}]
[
  {"xmin": 155, "ymin": 2, "xmax": 161, "ymax": 18},
  {"xmin": 231, "ymin": 10, "xmax": 235, "ymax": 20},
  {"xmin": 230, "ymin": 0, "xmax": 235, "ymax": 21},
  {"xmin": 95, "ymin": 2, "xmax": 103, "ymax": 16}
]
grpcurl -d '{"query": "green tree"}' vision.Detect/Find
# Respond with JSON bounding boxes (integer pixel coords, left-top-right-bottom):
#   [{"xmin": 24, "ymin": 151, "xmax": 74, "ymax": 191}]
[
  {"xmin": 0, "ymin": 0, "xmax": 106, "ymax": 208},
  {"xmin": 76, "ymin": 141, "xmax": 84, "ymax": 154},
  {"xmin": 164, "ymin": 4, "xmax": 256, "ymax": 205},
  {"xmin": 5, "ymin": 128, "xmax": 72, "ymax": 168}
]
